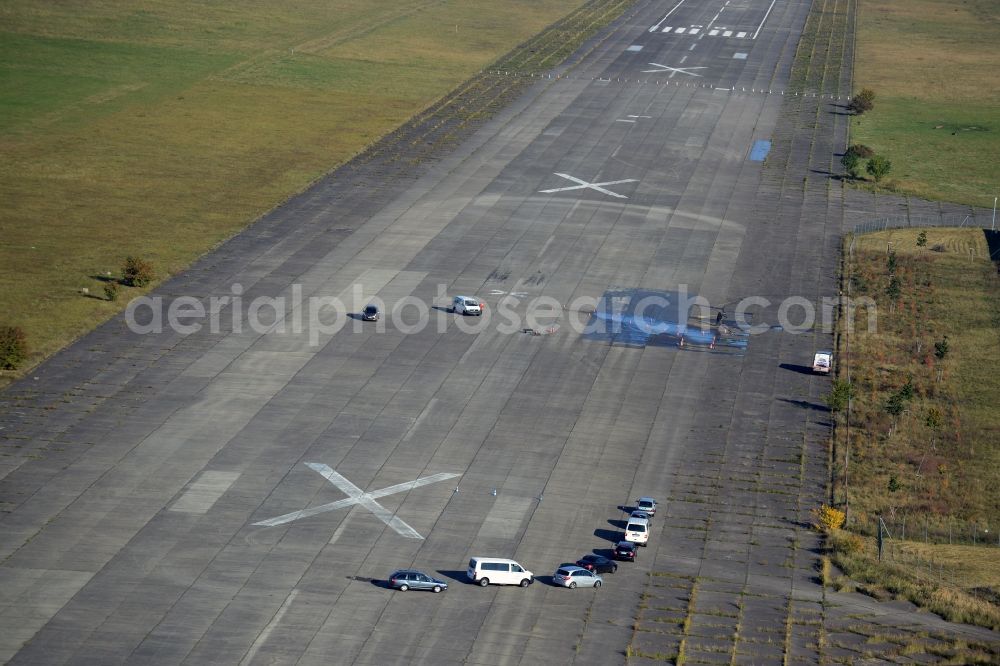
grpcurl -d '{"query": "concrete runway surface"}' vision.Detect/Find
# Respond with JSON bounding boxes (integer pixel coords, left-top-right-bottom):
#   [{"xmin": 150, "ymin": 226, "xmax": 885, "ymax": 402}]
[{"xmin": 2, "ymin": 0, "xmax": 996, "ymax": 664}]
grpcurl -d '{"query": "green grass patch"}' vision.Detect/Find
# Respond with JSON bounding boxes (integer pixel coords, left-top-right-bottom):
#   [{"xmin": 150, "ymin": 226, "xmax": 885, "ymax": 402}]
[
  {"xmin": 0, "ymin": 0, "xmax": 618, "ymax": 383},
  {"xmin": 851, "ymin": 0, "xmax": 1000, "ymax": 208}
]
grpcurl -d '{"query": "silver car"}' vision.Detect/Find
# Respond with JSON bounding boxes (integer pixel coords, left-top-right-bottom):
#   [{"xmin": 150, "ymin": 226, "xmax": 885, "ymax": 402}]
[{"xmin": 553, "ymin": 566, "xmax": 603, "ymax": 589}]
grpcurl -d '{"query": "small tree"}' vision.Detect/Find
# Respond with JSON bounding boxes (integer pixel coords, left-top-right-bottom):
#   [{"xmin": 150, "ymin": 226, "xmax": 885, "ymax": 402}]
[
  {"xmin": 866, "ymin": 155, "xmax": 892, "ymax": 183},
  {"xmin": 886, "ymin": 276, "xmax": 901, "ymax": 301},
  {"xmin": 887, "ymin": 250, "xmax": 897, "ymax": 274},
  {"xmin": 122, "ymin": 256, "xmax": 155, "ymax": 288},
  {"xmin": 887, "ymin": 475, "xmax": 901, "ymax": 493},
  {"xmin": 104, "ymin": 281, "xmax": 120, "ymax": 302},
  {"xmin": 925, "ymin": 407, "xmax": 943, "ymax": 431},
  {"xmin": 916, "ymin": 231, "xmax": 927, "ymax": 248},
  {"xmin": 826, "ymin": 379, "xmax": 853, "ymax": 412},
  {"xmin": 841, "ymin": 151, "xmax": 860, "ymax": 179},
  {"xmin": 849, "ymin": 88, "xmax": 876, "ymax": 114},
  {"xmin": 885, "ymin": 393, "xmax": 905, "ymax": 418},
  {"xmin": 897, "ymin": 377, "xmax": 915, "ymax": 401},
  {"xmin": 0, "ymin": 326, "xmax": 28, "ymax": 370},
  {"xmin": 934, "ymin": 336, "xmax": 949, "ymax": 360}
]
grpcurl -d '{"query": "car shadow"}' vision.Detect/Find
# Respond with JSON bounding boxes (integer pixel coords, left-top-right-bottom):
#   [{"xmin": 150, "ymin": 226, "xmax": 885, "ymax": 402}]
[
  {"xmin": 431, "ymin": 306, "xmax": 454, "ymax": 314},
  {"xmin": 607, "ymin": 518, "xmax": 628, "ymax": 529},
  {"xmin": 617, "ymin": 504, "xmax": 637, "ymax": 513},
  {"xmin": 779, "ymin": 363, "xmax": 817, "ymax": 375},
  {"xmin": 535, "ymin": 575, "xmax": 559, "ymax": 587},
  {"xmin": 778, "ymin": 398, "xmax": 828, "ymax": 412},
  {"xmin": 594, "ymin": 528, "xmax": 622, "ymax": 543},
  {"xmin": 593, "ymin": 547, "xmax": 616, "ymax": 559},
  {"xmin": 436, "ymin": 570, "xmax": 472, "ymax": 585}
]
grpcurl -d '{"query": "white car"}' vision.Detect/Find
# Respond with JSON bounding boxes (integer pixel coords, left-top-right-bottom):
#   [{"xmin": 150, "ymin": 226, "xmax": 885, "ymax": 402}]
[
  {"xmin": 625, "ymin": 516, "xmax": 650, "ymax": 546},
  {"xmin": 452, "ymin": 296, "xmax": 482, "ymax": 316}
]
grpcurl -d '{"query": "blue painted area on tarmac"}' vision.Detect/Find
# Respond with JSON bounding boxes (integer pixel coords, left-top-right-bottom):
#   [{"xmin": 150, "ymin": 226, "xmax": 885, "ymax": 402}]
[
  {"xmin": 582, "ymin": 289, "xmax": 748, "ymax": 354},
  {"xmin": 749, "ymin": 139, "xmax": 771, "ymax": 162}
]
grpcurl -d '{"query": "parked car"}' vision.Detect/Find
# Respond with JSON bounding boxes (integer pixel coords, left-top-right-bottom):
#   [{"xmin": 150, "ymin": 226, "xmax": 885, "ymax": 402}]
[
  {"xmin": 388, "ymin": 570, "xmax": 447, "ymax": 593},
  {"xmin": 625, "ymin": 515, "xmax": 650, "ymax": 546},
  {"xmin": 576, "ymin": 554, "xmax": 618, "ymax": 574},
  {"xmin": 553, "ymin": 566, "xmax": 603, "ymax": 589},
  {"xmin": 613, "ymin": 540, "xmax": 638, "ymax": 561},
  {"xmin": 630, "ymin": 510, "xmax": 651, "ymax": 522},
  {"xmin": 362, "ymin": 304, "xmax": 380, "ymax": 321},
  {"xmin": 467, "ymin": 557, "xmax": 533, "ymax": 587},
  {"xmin": 636, "ymin": 497, "xmax": 657, "ymax": 516},
  {"xmin": 812, "ymin": 350, "xmax": 833, "ymax": 374},
  {"xmin": 452, "ymin": 296, "xmax": 482, "ymax": 316}
]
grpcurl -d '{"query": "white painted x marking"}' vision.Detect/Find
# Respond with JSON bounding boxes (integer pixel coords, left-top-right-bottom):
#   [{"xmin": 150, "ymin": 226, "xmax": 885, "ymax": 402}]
[
  {"xmin": 490, "ymin": 289, "xmax": 528, "ymax": 297},
  {"xmin": 539, "ymin": 173, "xmax": 638, "ymax": 199},
  {"xmin": 642, "ymin": 62, "xmax": 707, "ymax": 78},
  {"xmin": 253, "ymin": 463, "xmax": 459, "ymax": 539}
]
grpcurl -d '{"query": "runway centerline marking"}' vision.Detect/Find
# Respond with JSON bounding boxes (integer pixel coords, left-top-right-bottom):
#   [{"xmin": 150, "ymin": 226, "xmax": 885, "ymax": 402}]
[
  {"xmin": 539, "ymin": 173, "xmax": 638, "ymax": 199},
  {"xmin": 253, "ymin": 463, "xmax": 460, "ymax": 538},
  {"xmin": 642, "ymin": 62, "xmax": 706, "ymax": 78}
]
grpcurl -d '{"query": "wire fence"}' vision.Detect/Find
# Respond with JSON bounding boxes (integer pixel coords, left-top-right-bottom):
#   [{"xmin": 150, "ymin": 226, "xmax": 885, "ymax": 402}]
[
  {"xmin": 862, "ymin": 515, "xmax": 1000, "ymax": 548},
  {"xmin": 852, "ymin": 213, "xmax": 993, "ymax": 235},
  {"xmin": 857, "ymin": 516, "xmax": 1000, "ymax": 610}
]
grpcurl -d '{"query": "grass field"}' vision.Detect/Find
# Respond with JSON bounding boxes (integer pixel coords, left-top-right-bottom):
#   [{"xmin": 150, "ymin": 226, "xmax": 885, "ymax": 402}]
[
  {"xmin": 850, "ymin": 0, "xmax": 1000, "ymax": 208},
  {"xmin": 0, "ymin": 0, "xmax": 600, "ymax": 384},
  {"xmin": 831, "ymin": 228, "xmax": 1000, "ymax": 627}
]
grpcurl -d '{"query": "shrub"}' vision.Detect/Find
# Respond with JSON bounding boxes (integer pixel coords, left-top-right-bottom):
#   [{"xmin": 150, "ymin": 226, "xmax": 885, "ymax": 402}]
[
  {"xmin": 103, "ymin": 281, "xmax": 120, "ymax": 301},
  {"xmin": 0, "ymin": 326, "xmax": 28, "ymax": 370},
  {"xmin": 830, "ymin": 529, "xmax": 864, "ymax": 555},
  {"xmin": 847, "ymin": 143, "xmax": 875, "ymax": 159},
  {"xmin": 934, "ymin": 336, "xmax": 950, "ymax": 359},
  {"xmin": 888, "ymin": 475, "xmax": 901, "ymax": 493},
  {"xmin": 916, "ymin": 231, "xmax": 928, "ymax": 248},
  {"xmin": 812, "ymin": 504, "xmax": 846, "ymax": 531},
  {"xmin": 866, "ymin": 155, "xmax": 892, "ymax": 183},
  {"xmin": 122, "ymin": 256, "xmax": 155, "ymax": 288},
  {"xmin": 887, "ymin": 250, "xmax": 897, "ymax": 274}
]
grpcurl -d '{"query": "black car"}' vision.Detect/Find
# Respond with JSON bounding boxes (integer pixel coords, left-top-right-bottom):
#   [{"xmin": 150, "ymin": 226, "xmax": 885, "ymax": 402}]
[
  {"xmin": 362, "ymin": 304, "xmax": 380, "ymax": 321},
  {"xmin": 576, "ymin": 554, "xmax": 618, "ymax": 574},
  {"xmin": 613, "ymin": 541, "xmax": 637, "ymax": 562},
  {"xmin": 388, "ymin": 569, "xmax": 448, "ymax": 593}
]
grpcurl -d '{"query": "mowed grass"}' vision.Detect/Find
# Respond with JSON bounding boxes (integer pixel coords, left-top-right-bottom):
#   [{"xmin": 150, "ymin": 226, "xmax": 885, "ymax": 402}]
[
  {"xmin": 851, "ymin": 0, "xmax": 1000, "ymax": 208},
  {"xmin": 0, "ymin": 0, "xmax": 589, "ymax": 383},
  {"xmin": 833, "ymin": 229, "xmax": 1000, "ymax": 625}
]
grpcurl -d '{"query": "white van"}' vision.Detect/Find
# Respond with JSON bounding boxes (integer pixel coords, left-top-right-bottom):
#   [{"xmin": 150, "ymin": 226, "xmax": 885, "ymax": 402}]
[
  {"xmin": 625, "ymin": 516, "xmax": 650, "ymax": 546},
  {"xmin": 466, "ymin": 557, "xmax": 534, "ymax": 587}
]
